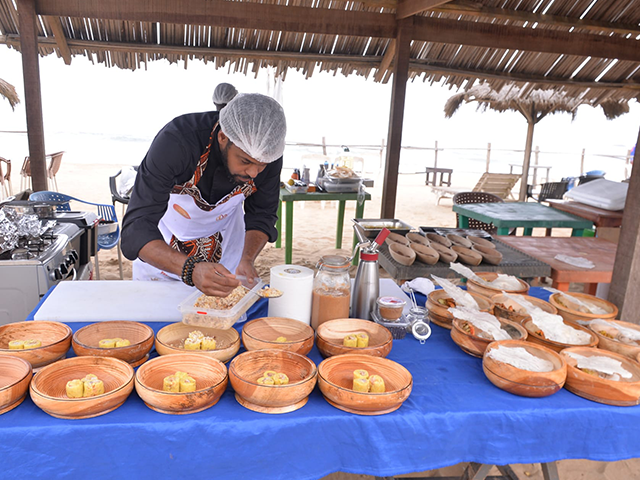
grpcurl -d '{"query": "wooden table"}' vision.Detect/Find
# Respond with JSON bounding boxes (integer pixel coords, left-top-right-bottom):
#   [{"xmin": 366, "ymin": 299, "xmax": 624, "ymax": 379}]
[
  {"xmin": 546, "ymin": 200, "xmax": 624, "ymax": 228},
  {"xmin": 453, "ymin": 202, "xmax": 594, "ymax": 236},
  {"xmin": 498, "ymin": 236, "xmax": 617, "ymax": 294},
  {"xmin": 425, "ymin": 167, "xmax": 453, "ymax": 186},
  {"xmin": 275, "ymin": 188, "xmax": 371, "ymax": 264}
]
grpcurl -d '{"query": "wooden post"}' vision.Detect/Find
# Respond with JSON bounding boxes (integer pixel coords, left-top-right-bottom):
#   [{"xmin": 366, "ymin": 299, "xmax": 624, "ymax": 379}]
[
  {"xmin": 533, "ymin": 145, "xmax": 539, "ymax": 186},
  {"xmin": 380, "ymin": 18, "xmax": 413, "ymax": 219},
  {"xmin": 609, "ymin": 128, "xmax": 640, "ymax": 322},
  {"xmin": 518, "ymin": 117, "xmax": 535, "ymax": 202},
  {"xmin": 17, "ymin": 0, "xmax": 48, "ymax": 192},
  {"xmin": 580, "ymin": 148, "xmax": 585, "ymax": 175},
  {"xmin": 486, "ymin": 143, "xmax": 491, "ymax": 173},
  {"xmin": 433, "ymin": 140, "xmax": 438, "ymax": 169},
  {"xmin": 379, "ymin": 138, "xmax": 385, "ymax": 172},
  {"xmin": 321, "ymin": 136, "xmax": 327, "ymax": 156}
]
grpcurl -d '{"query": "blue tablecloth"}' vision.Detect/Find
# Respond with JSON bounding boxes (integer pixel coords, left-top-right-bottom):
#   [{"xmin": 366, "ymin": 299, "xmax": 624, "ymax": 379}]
[{"xmin": 4, "ymin": 287, "xmax": 640, "ymax": 479}]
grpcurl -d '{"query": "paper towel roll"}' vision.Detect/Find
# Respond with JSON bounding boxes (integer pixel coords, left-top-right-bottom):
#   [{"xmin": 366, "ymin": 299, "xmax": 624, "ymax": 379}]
[{"xmin": 268, "ymin": 265, "xmax": 314, "ymax": 325}]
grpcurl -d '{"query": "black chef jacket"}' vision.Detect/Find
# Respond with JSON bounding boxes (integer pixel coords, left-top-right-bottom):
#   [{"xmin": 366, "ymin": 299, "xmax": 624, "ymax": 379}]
[{"xmin": 121, "ymin": 111, "xmax": 282, "ymax": 261}]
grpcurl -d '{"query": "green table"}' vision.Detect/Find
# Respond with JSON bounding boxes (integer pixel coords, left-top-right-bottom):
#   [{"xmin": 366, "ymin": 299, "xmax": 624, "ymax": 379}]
[
  {"xmin": 275, "ymin": 188, "xmax": 371, "ymax": 264},
  {"xmin": 452, "ymin": 202, "xmax": 594, "ymax": 236}
]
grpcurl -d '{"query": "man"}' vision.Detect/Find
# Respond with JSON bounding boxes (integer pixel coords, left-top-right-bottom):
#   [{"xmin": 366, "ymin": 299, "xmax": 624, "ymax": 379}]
[
  {"xmin": 212, "ymin": 82, "xmax": 238, "ymax": 110},
  {"xmin": 121, "ymin": 93, "xmax": 286, "ymax": 297}
]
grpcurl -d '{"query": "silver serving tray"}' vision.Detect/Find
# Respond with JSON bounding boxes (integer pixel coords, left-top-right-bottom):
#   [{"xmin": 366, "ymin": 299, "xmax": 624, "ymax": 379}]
[{"xmin": 352, "ymin": 218, "xmax": 414, "ymax": 238}]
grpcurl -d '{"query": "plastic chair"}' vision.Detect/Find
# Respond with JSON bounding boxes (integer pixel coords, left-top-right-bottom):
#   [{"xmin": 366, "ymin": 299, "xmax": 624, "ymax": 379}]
[
  {"xmin": 527, "ymin": 181, "xmax": 569, "ymax": 203},
  {"xmin": 0, "ymin": 157, "xmax": 11, "ymax": 199},
  {"xmin": 46, "ymin": 151, "xmax": 65, "ymax": 192},
  {"xmin": 452, "ymin": 191, "xmax": 504, "ymax": 235},
  {"xmin": 29, "ymin": 191, "xmax": 123, "ymax": 279},
  {"xmin": 109, "ymin": 166, "xmax": 138, "ymax": 217}
]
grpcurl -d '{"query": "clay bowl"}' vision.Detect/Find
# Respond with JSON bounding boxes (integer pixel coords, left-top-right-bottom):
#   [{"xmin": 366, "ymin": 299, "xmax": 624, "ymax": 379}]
[
  {"xmin": 426, "ymin": 289, "xmax": 494, "ymax": 330},
  {"xmin": 0, "ymin": 321, "xmax": 72, "ymax": 369},
  {"xmin": 561, "ymin": 346, "xmax": 640, "ymax": 406},
  {"xmin": 317, "ymin": 353, "xmax": 412, "ymax": 415},
  {"xmin": 426, "ymin": 232, "xmax": 452, "ymax": 247},
  {"xmin": 549, "ymin": 292, "xmax": 618, "ymax": 324},
  {"xmin": 588, "ymin": 319, "xmax": 640, "ymax": 360},
  {"xmin": 135, "ymin": 353, "xmax": 228, "ymax": 415},
  {"xmin": 409, "ymin": 243, "xmax": 439, "ymax": 265},
  {"xmin": 0, "ymin": 356, "xmax": 32, "ymax": 415},
  {"xmin": 406, "ymin": 232, "xmax": 430, "ymax": 246},
  {"xmin": 430, "ymin": 242, "xmax": 458, "ymax": 263},
  {"xmin": 30, "ymin": 356, "xmax": 134, "ymax": 419},
  {"xmin": 491, "ymin": 294, "xmax": 557, "ymax": 323},
  {"xmin": 316, "ymin": 318, "xmax": 393, "ymax": 358},
  {"xmin": 446, "ymin": 233, "xmax": 473, "ymax": 249},
  {"xmin": 155, "ymin": 323, "xmax": 240, "ymax": 363},
  {"xmin": 242, "ymin": 317, "xmax": 314, "ymax": 356},
  {"xmin": 385, "ymin": 232, "xmax": 410, "ymax": 247},
  {"xmin": 472, "ymin": 244, "xmax": 503, "ymax": 265},
  {"xmin": 522, "ymin": 317, "xmax": 599, "ymax": 353},
  {"xmin": 467, "ymin": 235, "xmax": 496, "ymax": 249},
  {"xmin": 229, "ymin": 349, "xmax": 317, "ymax": 414},
  {"xmin": 388, "ymin": 243, "xmax": 416, "ymax": 266},
  {"xmin": 451, "ymin": 316, "xmax": 527, "ymax": 358},
  {"xmin": 466, "ymin": 272, "xmax": 529, "ymax": 299},
  {"xmin": 483, "ymin": 340, "xmax": 567, "ymax": 397},
  {"xmin": 452, "ymin": 246, "xmax": 483, "ymax": 266},
  {"xmin": 72, "ymin": 321, "xmax": 154, "ymax": 367}
]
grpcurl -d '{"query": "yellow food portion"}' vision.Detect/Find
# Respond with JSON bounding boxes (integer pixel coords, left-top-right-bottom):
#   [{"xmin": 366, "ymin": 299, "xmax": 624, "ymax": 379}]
[
  {"xmin": 201, "ymin": 336, "xmax": 217, "ymax": 350},
  {"xmin": 258, "ymin": 370, "xmax": 289, "ymax": 386},
  {"xmin": 83, "ymin": 379, "xmax": 105, "ymax": 397},
  {"xmin": 353, "ymin": 378, "xmax": 370, "ymax": 392},
  {"xmin": 188, "ymin": 330, "xmax": 205, "ymax": 341},
  {"xmin": 184, "ymin": 337, "xmax": 201, "ymax": 350},
  {"xmin": 163, "ymin": 371, "xmax": 198, "ymax": 392},
  {"xmin": 8, "ymin": 340, "xmax": 24, "ymax": 350},
  {"xmin": 356, "ymin": 333, "xmax": 369, "ymax": 348},
  {"xmin": 65, "ymin": 379, "xmax": 84, "ymax": 398},
  {"xmin": 369, "ymin": 375, "xmax": 386, "ymax": 393},
  {"xmin": 343, "ymin": 334, "xmax": 358, "ymax": 347},
  {"xmin": 263, "ymin": 370, "xmax": 278, "ymax": 378},
  {"xmin": 257, "ymin": 376, "xmax": 275, "ymax": 385},
  {"xmin": 115, "ymin": 338, "xmax": 131, "ymax": 347},
  {"xmin": 82, "ymin": 374, "xmax": 98, "ymax": 383},
  {"xmin": 274, "ymin": 373, "xmax": 289, "ymax": 385},
  {"xmin": 353, "ymin": 369, "xmax": 369, "ymax": 380},
  {"xmin": 352, "ymin": 370, "xmax": 386, "ymax": 393},
  {"xmin": 65, "ymin": 374, "xmax": 106, "ymax": 398},
  {"xmin": 163, "ymin": 375, "xmax": 180, "ymax": 392},
  {"xmin": 174, "ymin": 371, "xmax": 189, "ymax": 381},
  {"xmin": 275, "ymin": 336, "xmax": 287, "ymax": 343},
  {"xmin": 23, "ymin": 339, "xmax": 42, "ymax": 349},
  {"xmin": 99, "ymin": 339, "xmax": 116, "ymax": 348},
  {"xmin": 179, "ymin": 376, "xmax": 197, "ymax": 393}
]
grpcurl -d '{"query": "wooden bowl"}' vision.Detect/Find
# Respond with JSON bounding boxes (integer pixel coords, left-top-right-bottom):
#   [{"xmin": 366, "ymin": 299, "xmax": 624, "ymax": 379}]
[
  {"xmin": 0, "ymin": 321, "xmax": 72, "ymax": 369},
  {"xmin": 491, "ymin": 294, "xmax": 557, "ymax": 323},
  {"xmin": 452, "ymin": 246, "xmax": 483, "ymax": 266},
  {"xmin": 561, "ymin": 347, "xmax": 640, "ymax": 406},
  {"xmin": 409, "ymin": 243, "xmax": 439, "ymax": 265},
  {"xmin": 472, "ymin": 244, "xmax": 503, "ymax": 265},
  {"xmin": 385, "ymin": 232, "xmax": 410, "ymax": 247},
  {"xmin": 549, "ymin": 292, "xmax": 618, "ymax": 324},
  {"xmin": 430, "ymin": 242, "xmax": 458, "ymax": 263},
  {"xmin": 426, "ymin": 289, "xmax": 494, "ymax": 330},
  {"xmin": 467, "ymin": 235, "xmax": 496, "ymax": 249},
  {"xmin": 388, "ymin": 243, "xmax": 416, "ymax": 266},
  {"xmin": 135, "ymin": 353, "xmax": 228, "ymax": 414},
  {"xmin": 72, "ymin": 321, "xmax": 154, "ymax": 367},
  {"xmin": 466, "ymin": 272, "xmax": 529, "ymax": 299},
  {"xmin": 406, "ymin": 232, "xmax": 430, "ymax": 246},
  {"xmin": 229, "ymin": 349, "xmax": 317, "ymax": 414},
  {"xmin": 155, "ymin": 323, "xmax": 240, "ymax": 363},
  {"xmin": 426, "ymin": 232, "xmax": 452, "ymax": 247},
  {"xmin": 451, "ymin": 317, "xmax": 527, "ymax": 358},
  {"xmin": 588, "ymin": 319, "xmax": 640, "ymax": 360},
  {"xmin": 315, "ymin": 318, "xmax": 393, "ymax": 358},
  {"xmin": 317, "ymin": 353, "xmax": 412, "ymax": 415},
  {"xmin": 522, "ymin": 317, "xmax": 599, "ymax": 353},
  {"xmin": 446, "ymin": 233, "xmax": 473, "ymax": 249},
  {"xmin": 30, "ymin": 356, "xmax": 134, "ymax": 419},
  {"xmin": 242, "ymin": 317, "xmax": 314, "ymax": 356},
  {"xmin": 483, "ymin": 340, "xmax": 567, "ymax": 397},
  {"xmin": 0, "ymin": 356, "xmax": 32, "ymax": 415}
]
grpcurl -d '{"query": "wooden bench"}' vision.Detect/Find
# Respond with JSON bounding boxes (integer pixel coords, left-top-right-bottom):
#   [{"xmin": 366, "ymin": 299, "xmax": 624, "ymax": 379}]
[{"xmin": 430, "ymin": 172, "xmax": 521, "ymax": 205}]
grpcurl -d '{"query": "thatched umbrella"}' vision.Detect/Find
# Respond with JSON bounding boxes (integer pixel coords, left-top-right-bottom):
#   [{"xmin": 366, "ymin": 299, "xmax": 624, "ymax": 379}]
[
  {"xmin": 445, "ymin": 83, "xmax": 629, "ymax": 201},
  {"xmin": 0, "ymin": 78, "xmax": 20, "ymax": 110}
]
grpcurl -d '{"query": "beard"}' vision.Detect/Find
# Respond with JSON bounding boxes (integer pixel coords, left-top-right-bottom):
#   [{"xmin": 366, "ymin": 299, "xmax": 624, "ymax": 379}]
[{"xmin": 220, "ymin": 143, "xmax": 252, "ymax": 185}]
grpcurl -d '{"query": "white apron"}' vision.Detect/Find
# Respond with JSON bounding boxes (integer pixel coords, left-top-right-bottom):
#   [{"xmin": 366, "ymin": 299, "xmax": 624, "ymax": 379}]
[{"xmin": 133, "ymin": 122, "xmax": 257, "ymax": 282}]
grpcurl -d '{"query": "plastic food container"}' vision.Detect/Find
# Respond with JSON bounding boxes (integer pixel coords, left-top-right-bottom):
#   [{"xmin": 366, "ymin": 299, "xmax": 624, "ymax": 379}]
[
  {"xmin": 372, "ymin": 311, "xmax": 410, "ymax": 340},
  {"xmin": 178, "ymin": 279, "xmax": 265, "ymax": 330},
  {"xmin": 377, "ymin": 296, "xmax": 406, "ymax": 321}
]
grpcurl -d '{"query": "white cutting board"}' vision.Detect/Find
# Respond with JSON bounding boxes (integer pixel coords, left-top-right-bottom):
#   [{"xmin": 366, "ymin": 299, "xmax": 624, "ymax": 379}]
[{"xmin": 34, "ymin": 281, "xmax": 196, "ymax": 322}]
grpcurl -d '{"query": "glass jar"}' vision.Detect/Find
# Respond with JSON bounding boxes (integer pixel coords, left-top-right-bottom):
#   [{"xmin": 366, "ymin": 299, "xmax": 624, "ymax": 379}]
[
  {"xmin": 406, "ymin": 306, "xmax": 429, "ymax": 326},
  {"xmin": 311, "ymin": 255, "xmax": 351, "ymax": 330}
]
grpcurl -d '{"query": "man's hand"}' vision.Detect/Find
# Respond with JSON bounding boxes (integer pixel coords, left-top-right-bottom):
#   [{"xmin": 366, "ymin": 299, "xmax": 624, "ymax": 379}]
[
  {"xmin": 235, "ymin": 258, "xmax": 258, "ymax": 283},
  {"xmin": 192, "ymin": 262, "xmax": 240, "ymax": 297}
]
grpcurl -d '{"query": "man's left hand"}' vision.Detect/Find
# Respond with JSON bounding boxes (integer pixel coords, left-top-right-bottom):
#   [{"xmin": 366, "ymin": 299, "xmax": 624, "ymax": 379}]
[{"xmin": 236, "ymin": 258, "xmax": 258, "ymax": 282}]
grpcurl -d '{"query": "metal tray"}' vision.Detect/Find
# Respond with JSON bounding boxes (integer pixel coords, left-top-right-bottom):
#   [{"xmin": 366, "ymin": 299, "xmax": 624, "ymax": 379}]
[{"xmin": 352, "ymin": 218, "xmax": 414, "ymax": 239}]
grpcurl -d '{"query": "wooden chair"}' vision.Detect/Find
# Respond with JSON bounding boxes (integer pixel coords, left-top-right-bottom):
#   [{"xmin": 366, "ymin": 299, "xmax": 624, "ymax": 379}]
[
  {"xmin": 20, "ymin": 156, "xmax": 31, "ymax": 191},
  {"xmin": 0, "ymin": 157, "xmax": 12, "ymax": 199},
  {"xmin": 452, "ymin": 191, "xmax": 504, "ymax": 235},
  {"xmin": 47, "ymin": 151, "xmax": 65, "ymax": 192},
  {"xmin": 431, "ymin": 172, "xmax": 521, "ymax": 205}
]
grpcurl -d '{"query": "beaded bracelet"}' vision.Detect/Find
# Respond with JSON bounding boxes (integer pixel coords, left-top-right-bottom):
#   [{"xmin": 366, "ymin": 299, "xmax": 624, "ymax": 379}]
[{"xmin": 181, "ymin": 256, "xmax": 206, "ymax": 287}]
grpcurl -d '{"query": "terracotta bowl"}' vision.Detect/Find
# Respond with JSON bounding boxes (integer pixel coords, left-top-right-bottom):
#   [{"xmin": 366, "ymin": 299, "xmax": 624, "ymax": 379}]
[
  {"xmin": 135, "ymin": 353, "xmax": 228, "ymax": 415},
  {"xmin": 426, "ymin": 289, "xmax": 494, "ymax": 330},
  {"xmin": 430, "ymin": 242, "xmax": 458, "ymax": 263},
  {"xmin": 561, "ymin": 347, "xmax": 640, "ymax": 406},
  {"xmin": 155, "ymin": 323, "xmax": 240, "ymax": 363},
  {"xmin": 588, "ymin": 319, "xmax": 640, "ymax": 360},
  {"xmin": 451, "ymin": 317, "xmax": 527, "ymax": 358},
  {"xmin": 30, "ymin": 356, "xmax": 134, "ymax": 419},
  {"xmin": 72, "ymin": 321, "xmax": 154, "ymax": 367},
  {"xmin": 317, "ymin": 353, "xmax": 412, "ymax": 415},
  {"xmin": 467, "ymin": 235, "xmax": 496, "ymax": 249},
  {"xmin": 549, "ymin": 292, "xmax": 618, "ymax": 324},
  {"xmin": 315, "ymin": 318, "xmax": 393, "ymax": 358},
  {"xmin": 229, "ymin": 349, "xmax": 317, "ymax": 414},
  {"xmin": 388, "ymin": 243, "xmax": 416, "ymax": 266},
  {"xmin": 491, "ymin": 294, "xmax": 557, "ymax": 323},
  {"xmin": 242, "ymin": 317, "xmax": 314, "ymax": 356},
  {"xmin": 0, "ymin": 356, "xmax": 32, "ymax": 415},
  {"xmin": 483, "ymin": 340, "xmax": 567, "ymax": 397},
  {"xmin": 426, "ymin": 232, "xmax": 452, "ymax": 247},
  {"xmin": 446, "ymin": 233, "xmax": 473, "ymax": 249},
  {"xmin": 0, "ymin": 321, "xmax": 72, "ymax": 369},
  {"xmin": 452, "ymin": 246, "xmax": 483, "ymax": 266},
  {"xmin": 409, "ymin": 243, "xmax": 439, "ymax": 265},
  {"xmin": 472, "ymin": 244, "xmax": 503, "ymax": 265},
  {"xmin": 522, "ymin": 317, "xmax": 599, "ymax": 353},
  {"xmin": 406, "ymin": 232, "xmax": 430, "ymax": 246},
  {"xmin": 385, "ymin": 232, "xmax": 410, "ymax": 247},
  {"xmin": 466, "ymin": 272, "xmax": 529, "ymax": 299}
]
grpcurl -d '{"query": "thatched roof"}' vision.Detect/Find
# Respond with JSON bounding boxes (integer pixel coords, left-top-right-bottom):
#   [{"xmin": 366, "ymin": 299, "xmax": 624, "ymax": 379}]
[{"xmin": 0, "ymin": 77, "xmax": 19, "ymax": 110}]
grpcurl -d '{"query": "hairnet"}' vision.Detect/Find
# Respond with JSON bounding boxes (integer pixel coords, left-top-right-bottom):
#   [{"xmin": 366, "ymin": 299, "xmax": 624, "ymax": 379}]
[
  {"xmin": 219, "ymin": 94, "xmax": 287, "ymax": 164},
  {"xmin": 212, "ymin": 83, "xmax": 238, "ymax": 105}
]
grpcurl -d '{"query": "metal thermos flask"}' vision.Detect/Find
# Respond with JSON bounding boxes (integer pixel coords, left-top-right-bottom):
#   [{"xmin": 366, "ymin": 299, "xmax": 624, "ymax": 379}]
[{"xmin": 351, "ymin": 228, "xmax": 390, "ymax": 320}]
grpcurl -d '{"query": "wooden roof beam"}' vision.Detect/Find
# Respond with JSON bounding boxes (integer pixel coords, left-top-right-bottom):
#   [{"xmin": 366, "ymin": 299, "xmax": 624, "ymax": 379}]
[
  {"xmin": 44, "ymin": 15, "xmax": 71, "ymax": 65},
  {"xmin": 396, "ymin": 0, "xmax": 452, "ymax": 19},
  {"xmin": 373, "ymin": 39, "xmax": 396, "ymax": 82}
]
